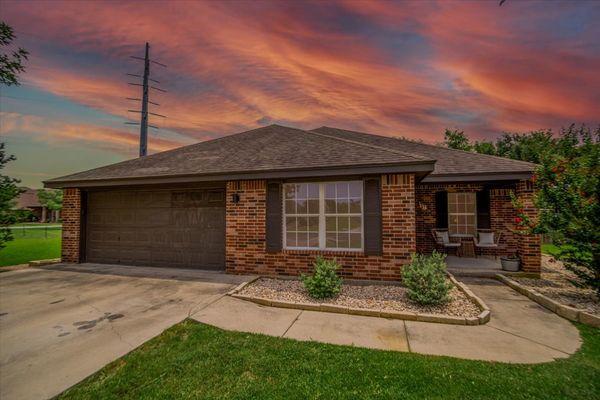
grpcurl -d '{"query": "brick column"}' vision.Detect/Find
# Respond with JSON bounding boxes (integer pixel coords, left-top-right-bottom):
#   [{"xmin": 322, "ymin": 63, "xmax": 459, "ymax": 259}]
[
  {"xmin": 516, "ymin": 180, "xmax": 541, "ymax": 273},
  {"xmin": 61, "ymin": 188, "xmax": 82, "ymax": 263}
]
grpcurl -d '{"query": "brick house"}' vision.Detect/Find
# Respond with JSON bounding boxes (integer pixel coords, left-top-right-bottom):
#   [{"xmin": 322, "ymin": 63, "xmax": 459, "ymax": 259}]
[{"xmin": 45, "ymin": 125, "xmax": 540, "ymax": 280}]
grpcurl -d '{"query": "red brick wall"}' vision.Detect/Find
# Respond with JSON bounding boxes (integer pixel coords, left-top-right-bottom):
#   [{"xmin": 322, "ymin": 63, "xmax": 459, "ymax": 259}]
[
  {"xmin": 225, "ymin": 174, "xmax": 416, "ymax": 280},
  {"xmin": 416, "ymin": 182, "xmax": 518, "ymax": 256},
  {"xmin": 61, "ymin": 188, "xmax": 82, "ymax": 263},
  {"xmin": 516, "ymin": 180, "xmax": 541, "ymax": 273}
]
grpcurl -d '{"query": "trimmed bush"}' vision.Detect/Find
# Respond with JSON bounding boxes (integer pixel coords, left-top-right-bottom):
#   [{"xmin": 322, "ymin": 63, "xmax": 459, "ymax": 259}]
[
  {"xmin": 301, "ymin": 257, "xmax": 342, "ymax": 299},
  {"xmin": 402, "ymin": 251, "xmax": 452, "ymax": 305}
]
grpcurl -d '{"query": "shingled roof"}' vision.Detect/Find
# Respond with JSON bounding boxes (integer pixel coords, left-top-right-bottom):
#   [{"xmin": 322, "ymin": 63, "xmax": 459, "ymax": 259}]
[
  {"xmin": 311, "ymin": 126, "xmax": 536, "ymax": 182},
  {"xmin": 45, "ymin": 125, "xmax": 435, "ymax": 188},
  {"xmin": 45, "ymin": 124, "xmax": 535, "ymax": 188}
]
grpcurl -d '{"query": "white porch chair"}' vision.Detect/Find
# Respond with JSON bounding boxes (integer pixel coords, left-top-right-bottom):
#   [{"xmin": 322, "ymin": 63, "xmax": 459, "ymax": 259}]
[
  {"xmin": 431, "ymin": 229, "xmax": 461, "ymax": 256},
  {"xmin": 474, "ymin": 230, "xmax": 502, "ymax": 259}
]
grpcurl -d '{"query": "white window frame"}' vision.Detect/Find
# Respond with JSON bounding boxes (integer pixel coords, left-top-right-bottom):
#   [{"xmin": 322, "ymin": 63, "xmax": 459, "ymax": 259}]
[
  {"xmin": 447, "ymin": 192, "xmax": 477, "ymax": 236},
  {"xmin": 283, "ymin": 181, "xmax": 364, "ymax": 251}
]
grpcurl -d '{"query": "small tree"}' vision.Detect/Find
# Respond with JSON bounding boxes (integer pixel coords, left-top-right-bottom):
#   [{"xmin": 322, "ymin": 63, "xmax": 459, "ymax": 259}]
[
  {"xmin": 534, "ymin": 126, "xmax": 599, "ymax": 295},
  {"xmin": 0, "ymin": 143, "xmax": 22, "ymax": 249},
  {"xmin": 37, "ymin": 189, "xmax": 63, "ymax": 221},
  {"xmin": 0, "ymin": 21, "xmax": 28, "ymax": 86}
]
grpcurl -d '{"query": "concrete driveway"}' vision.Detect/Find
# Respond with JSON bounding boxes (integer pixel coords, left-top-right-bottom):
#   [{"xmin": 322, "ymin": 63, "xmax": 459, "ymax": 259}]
[{"xmin": 0, "ymin": 263, "xmax": 252, "ymax": 400}]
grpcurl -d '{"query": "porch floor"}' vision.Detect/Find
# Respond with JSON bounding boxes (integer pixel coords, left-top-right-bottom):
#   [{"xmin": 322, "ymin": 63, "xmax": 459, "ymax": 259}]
[{"xmin": 445, "ymin": 255, "xmax": 502, "ymax": 278}]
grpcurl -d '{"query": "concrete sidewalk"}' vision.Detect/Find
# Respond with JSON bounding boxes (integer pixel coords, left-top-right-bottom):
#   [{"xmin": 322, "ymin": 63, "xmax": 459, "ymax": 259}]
[{"xmin": 193, "ymin": 278, "xmax": 582, "ymax": 364}]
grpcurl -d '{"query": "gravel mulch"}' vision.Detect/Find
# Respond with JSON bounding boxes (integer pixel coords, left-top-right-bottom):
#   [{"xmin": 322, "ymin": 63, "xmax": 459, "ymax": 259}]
[
  {"xmin": 513, "ymin": 255, "xmax": 599, "ymax": 315},
  {"xmin": 238, "ymin": 278, "xmax": 481, "ymax": 318}
]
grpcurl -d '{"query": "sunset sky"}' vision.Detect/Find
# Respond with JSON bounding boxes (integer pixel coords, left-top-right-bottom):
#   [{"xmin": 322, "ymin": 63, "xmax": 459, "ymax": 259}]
[{"xmin": 1, "ymin": 0, "xmax": 599, "ymax": 188}]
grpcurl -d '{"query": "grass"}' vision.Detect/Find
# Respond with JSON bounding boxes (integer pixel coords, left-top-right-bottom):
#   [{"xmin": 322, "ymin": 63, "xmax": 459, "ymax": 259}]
[
  {"xmin": 59, "ymin": 320, "xmax": 599, "ymax": 400},
  {"xmin": 542, "ymin": 243, "xmax": 562, "ymax": 257},
  {"xmin": 0, "ymin": 227, "xmax": 61, "ymax": 267}
]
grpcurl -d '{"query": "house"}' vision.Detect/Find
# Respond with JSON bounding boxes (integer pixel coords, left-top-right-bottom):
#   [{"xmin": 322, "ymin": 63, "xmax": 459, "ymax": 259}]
[
  {"xmin": 44, "ymin": 125, "xmax": 541, "ymax": 279},
  {"xmin": 14, "ymin": 187, "xmax": 60, "ymax": 222}
]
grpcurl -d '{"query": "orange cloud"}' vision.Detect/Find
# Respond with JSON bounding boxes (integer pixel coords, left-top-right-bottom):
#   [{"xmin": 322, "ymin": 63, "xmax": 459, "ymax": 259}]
[
  {"xmin": 2, "ymin": 0, "xmax": 599, "ymax": 148},
  {"xmin": 0, "ymin": 112, "xmax": 181, "ymax": 155}
]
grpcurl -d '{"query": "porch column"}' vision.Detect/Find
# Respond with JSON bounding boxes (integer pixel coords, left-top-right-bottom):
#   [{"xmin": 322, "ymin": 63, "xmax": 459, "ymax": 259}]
[
  {"xmin": 41, "ymin": 206, "xmax": 47, "ymax": 223},
  {"xmin": 516, "ymin": 180, "xmax": 541, "ymax": 273}
]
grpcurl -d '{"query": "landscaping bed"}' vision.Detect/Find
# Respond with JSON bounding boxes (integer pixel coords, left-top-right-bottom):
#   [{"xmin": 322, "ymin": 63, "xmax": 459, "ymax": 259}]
[
  {"xmin": 235, "ymin": 277, "xmax": 484, "ymax": 321},
  {"xmin": 512, "ymin": 255, "xmax": 599, "ymax": 316}
]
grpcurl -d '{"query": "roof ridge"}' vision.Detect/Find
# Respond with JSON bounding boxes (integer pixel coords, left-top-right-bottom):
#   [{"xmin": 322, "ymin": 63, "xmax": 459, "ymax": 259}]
[
  {"xmin": 314, "ymin": 126, "xmax": 537, "ymax": 167},
  {"xmin": 306, "ymin": 129, "xmax": 433, "ymax": 162}
]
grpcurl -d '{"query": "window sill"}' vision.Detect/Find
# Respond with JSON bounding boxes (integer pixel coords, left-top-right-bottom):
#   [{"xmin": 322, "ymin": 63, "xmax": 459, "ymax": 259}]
[{"xmin": 282, "ymin": 248, "xmax": 365, "ymax": 257}]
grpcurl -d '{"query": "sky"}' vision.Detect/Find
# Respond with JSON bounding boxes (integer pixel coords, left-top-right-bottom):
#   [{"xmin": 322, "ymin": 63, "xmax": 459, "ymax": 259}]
[{"xmin": 1, "ymin": 0, "xmax": 599, "ymax": 188}]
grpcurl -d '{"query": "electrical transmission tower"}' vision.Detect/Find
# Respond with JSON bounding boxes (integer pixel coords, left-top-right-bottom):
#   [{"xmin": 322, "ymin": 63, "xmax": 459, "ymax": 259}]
[{"xmin": 126, "ymin": 42, "xmax": 167, "ymax": 157}]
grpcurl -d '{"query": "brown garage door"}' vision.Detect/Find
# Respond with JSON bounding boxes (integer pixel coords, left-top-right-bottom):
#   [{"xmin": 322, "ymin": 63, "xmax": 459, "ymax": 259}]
[{"xmin": 85, "ymin": 188, "xmax": 225, "ymax": 270}]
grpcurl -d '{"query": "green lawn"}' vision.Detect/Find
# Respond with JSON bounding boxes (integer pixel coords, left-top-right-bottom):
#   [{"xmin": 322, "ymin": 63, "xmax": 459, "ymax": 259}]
[
  {"xmin": 0, "ymin": 227, "xmax": 61, "ymax": 267},
  {"xmin": 59, "ymin": 320, "xmax": 599, "ymax": 400}
]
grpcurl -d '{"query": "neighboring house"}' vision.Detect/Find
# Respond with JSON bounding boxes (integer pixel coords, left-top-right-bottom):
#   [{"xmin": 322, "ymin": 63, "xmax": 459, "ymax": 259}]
[
  {"xmin": 14, "ymin": 188, "xmax": 60, "ymax": 222},
  {"xmin": 45, "ymin": 125, "xmax": 540, "ymax": 279}
]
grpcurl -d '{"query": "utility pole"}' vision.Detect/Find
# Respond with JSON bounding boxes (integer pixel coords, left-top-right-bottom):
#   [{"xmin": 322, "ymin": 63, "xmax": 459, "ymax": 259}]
[
  {"xmin": 139, "ymin": 42, "xmax": 150, "ymax": 157},
  {"xmin": 126, "ymin": 43, "xmax": 167, "ymax": 157}
]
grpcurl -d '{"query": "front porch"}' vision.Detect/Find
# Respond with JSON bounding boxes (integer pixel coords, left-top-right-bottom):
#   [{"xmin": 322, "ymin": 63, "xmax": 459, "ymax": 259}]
[{"xmin": 445, "ymin": 255, "xmax": 502, "ymax": 278}]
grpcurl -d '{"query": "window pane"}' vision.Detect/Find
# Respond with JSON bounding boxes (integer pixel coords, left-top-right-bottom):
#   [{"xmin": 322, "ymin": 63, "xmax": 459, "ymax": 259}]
[
  {"xmin": 338, "ymin": 216, "xmax": 349, "ymax": 232},
  {"xmin": 307, "ymin": 183, "xmax": 319, "ymax": 199},
  {"xmin": 297, "ymin": 232, "xmax": 308, "ymax": 247},
  {"xmin": 308, "ymin": 233, "xmax": 319, "ymax": 247},
  {"xmin": 296, "ymin": 199, "xmax": 307, "ymax": 214},
  {"xmin": 308, "ymin": 216, "xmax": 319, "ymax": 232},
  {"xmin": 350, "ymin": 233, "xmax": 361, "ymax": 248},
  {"xmin": 308, "ymin": 199, "xmax": 319, "ymax": 214},
  {"xmin": 326, "ymin": 232, "xmax": 337, "ymax": 248},
  {"xmin": 284, "ymin": 185, "xmax": 296, "ymax": 199},
  {"xmin": 286, "ymin": 232, "xmax": 296, "ymax": 247},
  {"xmin": 348, "ymin": 181, "xmax": 362, "ymax": 198},
  {"xmin": 285, "ymin": 217, "xmax": 296, "ymax": 232},
  {"xmin": 297, "ymin": 216, "xmax": 307, "ymax": 231},
  {"xmin": 325, "ymin": 199, "xmax": 336, "ymax": 213},
  {"xmin": 349, "ymin": 198, "xmax": 361, "ymax": 213},
  {"xmin": 297, "ymin": 184, "xmax": 308, "ymax": 199},
  {"xmin": 336, "ymin": 182, "xmax": 349, "ymax": 198},
  {"xmin": 325, "ymin": 183, "xmax": 336, "ymax": 199},
  {"xmin": 349, "ymin": 216, "xmax": 361, "ymax": 233},
  {"xmin": 337, "ymin": 199, "xmax": 349, "ymax": 213},
  {"xmin": 338, "ymin": 233, "xmax": 349, "ymax": 248},
  {"xmin": 326, "ymin": 216, "xmax": 336, "ymax": 232},
  {"xmin": 285, "ymin": 200, "xmax": 296, "ymax": 214}
]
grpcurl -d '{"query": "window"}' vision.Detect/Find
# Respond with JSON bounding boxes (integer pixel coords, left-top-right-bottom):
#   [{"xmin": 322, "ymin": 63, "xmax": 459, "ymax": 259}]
[
  {"xmin": 448, "ymin": 192, "xmax": 477, "ymax": 235},
  {"xmin": 283, "ymin": 181, "xmax": 363, "ymax": 250}
]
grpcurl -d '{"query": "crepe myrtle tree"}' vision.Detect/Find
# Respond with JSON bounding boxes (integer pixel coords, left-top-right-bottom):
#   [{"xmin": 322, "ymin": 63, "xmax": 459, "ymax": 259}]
[
  {"xmin": 533, "ymin": 126, "xmax": 600, "ymax": 295},
  {"xmin": 444, "ymin": 124, "xmax": 600, "ymax": 294}
]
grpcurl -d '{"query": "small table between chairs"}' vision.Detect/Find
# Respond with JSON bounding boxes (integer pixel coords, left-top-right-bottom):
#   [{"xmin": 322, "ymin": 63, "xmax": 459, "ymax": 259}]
[{"xmin": 450, "ymin": 234, "xmax": 475, "ymax": 257}]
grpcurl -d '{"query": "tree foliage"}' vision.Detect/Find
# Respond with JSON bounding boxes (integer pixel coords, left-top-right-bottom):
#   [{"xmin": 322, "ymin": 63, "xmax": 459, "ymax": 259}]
[
  {"xmin": 443, "ymin": 129, "xmax": 471, "ymax": 151},
  {"xmin": 0, "ymin": 143, "xmax": 22, "ymax": 249},
  {"xmin": 443, "ymin": 124, "xmax": 600, "ymax": 294},
  {"xmin": 37, "ymin": 189, "xmax": 63, "ymax": 211},
  {"xmin": 0, "ymin": 21, "xmax": 28, "ymax": 86}
]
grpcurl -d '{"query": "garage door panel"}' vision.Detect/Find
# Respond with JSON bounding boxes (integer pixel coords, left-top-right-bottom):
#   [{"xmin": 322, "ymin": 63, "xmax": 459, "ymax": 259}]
[
  {"xmin": 137, "ymin": 191, "xmax": 171, "ymax": 208},
  {"xmin": 86, "ymin": 189, "xmax": 225, "ymax": 270}
]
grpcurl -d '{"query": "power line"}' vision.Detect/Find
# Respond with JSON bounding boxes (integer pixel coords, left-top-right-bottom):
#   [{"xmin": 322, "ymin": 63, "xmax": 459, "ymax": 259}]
[{"xmin": 126, "ymin": 42, "xmax": 167, "ymax": 157}]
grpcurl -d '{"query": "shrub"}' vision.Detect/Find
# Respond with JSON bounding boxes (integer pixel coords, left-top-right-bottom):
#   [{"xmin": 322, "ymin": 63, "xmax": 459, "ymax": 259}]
[
  {"xmin": 402, "ymin": 251, "xmax": 452, "ymax": 305},
  {"xmin": 301, "ymin": 257, "xmax": 342, "ymax": 299}
]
